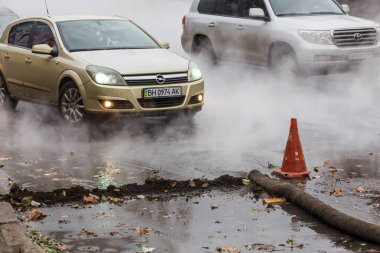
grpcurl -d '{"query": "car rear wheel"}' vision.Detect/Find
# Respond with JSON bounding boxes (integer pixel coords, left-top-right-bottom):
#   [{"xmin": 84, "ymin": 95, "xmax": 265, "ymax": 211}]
[
  {"xmin": 0, "ymin": 75, "xmax": 18, "ymax": 111},
  {"xmin": 192, "ymin": 36, "xmax": 217, "ymax": 64},
  {"xmin": 59, "ymin": 82, "xmax": 86, "ymax": 124}
]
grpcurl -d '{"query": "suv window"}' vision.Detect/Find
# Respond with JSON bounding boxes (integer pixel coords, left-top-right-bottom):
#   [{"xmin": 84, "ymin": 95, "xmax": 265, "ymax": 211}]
[
  {"xmin": 198, "ymin": 0, "xmax": 219, "ymax": 14},
  {"xmin": 32, "ymin": 22, "xmax": 56, "ymax": 47},
  {"xmin": 13, "ymin": 22, "xmax": 34, "ymax": 48},
  {"xmin": 215, "ymin": 0, "xmax": 240, "ymax": 16}
]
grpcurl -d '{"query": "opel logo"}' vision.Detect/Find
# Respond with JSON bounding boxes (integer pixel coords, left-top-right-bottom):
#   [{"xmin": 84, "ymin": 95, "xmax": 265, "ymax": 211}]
[
  {"xmin": 156, "ymin": 74, "xmax": 165, "ymax": 84},
  {"xmin": 353, "ymin": 33, "xmax": 363, "ymax": 41}
]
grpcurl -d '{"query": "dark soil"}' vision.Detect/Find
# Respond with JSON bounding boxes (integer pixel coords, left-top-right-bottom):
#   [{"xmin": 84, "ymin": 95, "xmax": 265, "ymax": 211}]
[{"xmin": 0, "ymin": 175, "xmax": 248, "ymax": 207}]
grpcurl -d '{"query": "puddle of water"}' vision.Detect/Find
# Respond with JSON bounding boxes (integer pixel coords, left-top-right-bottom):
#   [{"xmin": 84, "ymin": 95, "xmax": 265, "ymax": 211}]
[{"xmin": 23, "ymin": 190, "xmax": 380, "ymax": 253}]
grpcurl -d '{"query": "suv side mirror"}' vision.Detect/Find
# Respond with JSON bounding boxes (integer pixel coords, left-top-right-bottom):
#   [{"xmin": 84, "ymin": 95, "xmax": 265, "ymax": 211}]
[
  {"xmin": 342, "ymin": 4, "xmax": 350, "ymax": 13},
  {"xmin": 249, "ymin": 8, "xmax": 265, "ymax": 19},
  {"xmin": 160, "ymin": 41, "xmax": 170, "ymax": 49},
  {"xmin": 32, "ymin": 44, "xmax": 58, "ymax": 57}
]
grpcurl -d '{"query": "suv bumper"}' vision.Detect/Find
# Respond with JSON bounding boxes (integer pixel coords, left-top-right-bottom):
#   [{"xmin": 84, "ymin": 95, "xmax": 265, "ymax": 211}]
[{"xmin": 297, "ymin": 42, "xmax": 380, "ymax": 73}]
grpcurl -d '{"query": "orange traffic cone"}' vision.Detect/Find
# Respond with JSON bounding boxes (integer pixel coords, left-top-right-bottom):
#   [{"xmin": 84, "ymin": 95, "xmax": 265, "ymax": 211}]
[{"xmin": 273, "ymin": 118, "xmax": 310, "ymax": 179}]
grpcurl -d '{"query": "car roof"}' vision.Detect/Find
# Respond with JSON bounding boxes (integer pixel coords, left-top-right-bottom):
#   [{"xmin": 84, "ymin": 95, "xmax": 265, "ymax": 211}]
[{"xmin": 21, "ymin": 15, "xmax": 128, "ymax": 23}]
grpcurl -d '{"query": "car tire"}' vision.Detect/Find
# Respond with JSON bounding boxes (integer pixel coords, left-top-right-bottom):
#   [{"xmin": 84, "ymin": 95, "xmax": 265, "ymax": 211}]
[
  {"xmin": 58, "ymin": 81, "xmax": 86, "ymax": 124},
  {"xmin": 269, "ymin": 45, "xmax": 300, "ymax": 75},
  {"xmin": 192, "ymin": 36, "xmax": 217, "ymax": 64},
  {"xmin": 0, "ymin": 74, "xmax": 18, "ymax": 111}
]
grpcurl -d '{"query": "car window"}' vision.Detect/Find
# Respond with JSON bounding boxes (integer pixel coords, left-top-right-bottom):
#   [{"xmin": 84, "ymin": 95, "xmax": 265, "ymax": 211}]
[
  {"xmin": 269, "ymin": 0, "xmax": 344, "ymax": 16},
  {"xmin": 198, "ymin": 0, "xmax": 219, "ymax": 14},
  {"xmin": 8, "ymin": 24, "xmax": 17, "ymax": 45},
  {"xmin": 57, "ymin": 19, "xmax": 159, "ymax": 52},
  {"xmin": 32, "ymin": 22, "xmax": 56, "ymax": 48},
  {"xmin": 13, "ymin": 22, "xmax": 34, "ymax": 48},
  {"xmin": 239, "ymin": 0, "xmax": 269, "ymax": 17},
  {"xmin": 215, "ymin": 0, "xmax": 240, "ymax": 16}
]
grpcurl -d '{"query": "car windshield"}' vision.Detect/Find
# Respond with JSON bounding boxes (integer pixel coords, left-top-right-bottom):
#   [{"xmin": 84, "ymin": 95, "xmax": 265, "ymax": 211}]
[
  {"xmin": 0, "ymin": 15, "xmax": 18, "ymax": 35},
  {"xmin": 57, "ymin": 19, "xmax": 159, "ymax": 52},
  {"xmin": 269, "ymin": 0, "xmax": 344, "ymax": 17}
]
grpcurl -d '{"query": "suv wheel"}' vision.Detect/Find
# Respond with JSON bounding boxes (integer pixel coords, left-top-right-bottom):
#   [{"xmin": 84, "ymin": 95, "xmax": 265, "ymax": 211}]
[
  {"xmin": 59, "ymin": 82, "xmax": 86, "ymax": 124},
  {"xmin": 0, "ymin": 75, "xmax": 18, "ymax": 111},
  {"xmin": 269, "ymin": 45, "xmax": 300, "ymax": 75},
  {"xmin": 192, "ymin": 36, "xmax": 217, "ymax": 64}
]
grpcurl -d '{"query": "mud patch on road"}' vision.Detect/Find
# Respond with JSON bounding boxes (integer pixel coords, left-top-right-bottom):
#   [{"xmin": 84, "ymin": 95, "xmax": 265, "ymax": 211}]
[{"xmin": 1, "ymin": 175, "xmax": 250, "ymax": 207}]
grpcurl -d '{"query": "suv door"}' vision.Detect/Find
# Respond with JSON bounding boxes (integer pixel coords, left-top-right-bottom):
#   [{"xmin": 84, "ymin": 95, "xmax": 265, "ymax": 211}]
[
  {"xmin": 236, "ymin": 0, "xmax": 270, "ymax": 65},
  {"xmin": 212, "ymin": 0, "xmax": 244, "ymax": 61},
  {"xmin": 24, "ymin": 21, "xmax": 59, "ymax": 103},
  {"xmin": 3, "ymin": 21, "xmax": 34, "ymax": 98}
]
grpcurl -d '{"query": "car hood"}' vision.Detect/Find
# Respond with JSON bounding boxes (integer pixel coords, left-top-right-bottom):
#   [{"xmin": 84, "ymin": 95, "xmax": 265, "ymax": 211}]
[
  {"xmin": 279, "ymin": 15, "xmax": 379, "ymax": 30},
  {"xmin": 72, "ymin": 49, "xmax": 190, "ymax": 75}
]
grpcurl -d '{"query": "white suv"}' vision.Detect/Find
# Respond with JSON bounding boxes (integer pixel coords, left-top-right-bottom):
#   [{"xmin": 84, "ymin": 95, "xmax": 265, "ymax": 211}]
[{"xmin": 181, "ymin": 0, "xmax": 380, "ymax": 73}]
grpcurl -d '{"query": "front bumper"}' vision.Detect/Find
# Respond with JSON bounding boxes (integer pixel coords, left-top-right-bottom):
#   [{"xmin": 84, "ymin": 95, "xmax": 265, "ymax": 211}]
[
  {"xmin": 81, "ymin": 79, "xmax": 204, "ymax": 115},
  {"xmin": 296, "ymin": 42, "xmax": 380, "ymax": 73}
]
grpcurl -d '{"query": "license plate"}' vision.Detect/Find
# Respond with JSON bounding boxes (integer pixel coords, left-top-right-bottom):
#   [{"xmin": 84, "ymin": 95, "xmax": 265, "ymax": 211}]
[
  {"xmin": 143, "ymin": 87, "xmax": 182, "ymax": 98},
  {"xmin": 348, "ymin": 52, "xmax": 373, "ymax": 60}
]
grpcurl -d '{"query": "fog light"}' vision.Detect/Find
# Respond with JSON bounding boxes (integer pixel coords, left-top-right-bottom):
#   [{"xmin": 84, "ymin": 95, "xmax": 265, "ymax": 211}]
[
  {"xmin": 103, "ymin": 100, "xmax": 114, "ymax": 109},
  {"xmin": 197, "ymin": 94, "xmax": 203, "ymax": 102}
]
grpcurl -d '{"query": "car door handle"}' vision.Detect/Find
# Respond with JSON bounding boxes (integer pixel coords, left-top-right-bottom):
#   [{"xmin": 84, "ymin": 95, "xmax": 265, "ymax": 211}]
[
  {"xmin": 236, "ymin": 25, "xmax": 244, "ymax": 30},
  {"xmin": 208, "ymin": 22, "xmax": 216, "ymax": 28},
  {"xmin": 4, "ymin": 54, "xmax": 10, "ymax": 59},
  {"xmin": 25, "ymin": 58, "xmax": 32, "ymax": 64}
]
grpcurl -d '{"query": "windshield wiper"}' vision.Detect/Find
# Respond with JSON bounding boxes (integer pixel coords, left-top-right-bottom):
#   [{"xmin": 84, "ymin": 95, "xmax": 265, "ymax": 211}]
[
  {"xmin": 308, "ymin": 11, "xmax": 343, "ymax": 15},
  {"xmin": 70, "ymin": 47, "xmax": 157, "ymax": 52},
  {"xmin": 277, "ymin": 13, "xmax": 310, "ymax": 17}
]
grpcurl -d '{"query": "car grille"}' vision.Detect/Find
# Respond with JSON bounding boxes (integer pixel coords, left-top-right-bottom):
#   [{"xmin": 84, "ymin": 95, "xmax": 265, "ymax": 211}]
[
  {"xmin": 138, "ymin": 96, "xmax": 186, "ymax": 108},
  {"xmin": 333, "ymin": 28, "xmax": 377, "ymax": 47},
  {"xmin": 123, "ymin": 73, "xmax": 188, "ymax": 86}
]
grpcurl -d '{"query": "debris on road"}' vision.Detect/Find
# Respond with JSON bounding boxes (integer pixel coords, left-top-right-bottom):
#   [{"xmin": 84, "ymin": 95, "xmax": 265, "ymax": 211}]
[
  {"xmin": 83, "ymin": 194, "xmax": 100, "ymax": 204},
  {"xmin": 263, "ymin": 198, "xmax": 286, "ymax": 204},
  {"xmin": 330, "ymin": 188, "xmax": 344, "ymax": 197},
  {"xmin": 28, "ymin": 209, "xmax": 47, "ymax": 221},
  {"xmin": 217, "ymin": 246, "xmax": 241, "ymax": 253},
  {"xmin": 0, "ymin": 156, "xmax": 11, "ymax": 161},
  {"xmin": 356, "ymin": 187, "xmax": 367, "ymax": 193},
  {"xmin": 245, "ymin": 243, "xmax": 276, "ymax": 251}
]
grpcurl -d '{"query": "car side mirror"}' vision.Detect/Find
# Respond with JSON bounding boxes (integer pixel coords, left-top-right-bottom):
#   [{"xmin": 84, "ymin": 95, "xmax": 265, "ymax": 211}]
[
  {"xmin": 160, "ymin": 41, "xmax": 170, "ymax": 49},
  {"xmin": 342, "ymin": 4, "xmax": 350, "ymax": 13},
  {"xmin": 31, "ymin": 44, "xmax": 58, "ymax": 57},
  {"xmin": 249, "ymin": 8, "xmax": 265, "ymax": 19}
]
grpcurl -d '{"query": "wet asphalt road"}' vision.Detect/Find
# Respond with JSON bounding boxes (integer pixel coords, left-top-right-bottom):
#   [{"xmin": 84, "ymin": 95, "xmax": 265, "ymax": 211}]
[{"xmin": 1, "ymin": 0, "xmax": 380, "ymax": 252}]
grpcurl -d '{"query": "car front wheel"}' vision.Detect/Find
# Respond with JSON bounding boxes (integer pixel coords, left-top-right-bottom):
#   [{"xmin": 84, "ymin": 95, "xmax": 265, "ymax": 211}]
[
  {"xmin": 59, "ymin": 82, "xmax": 86, "ymax": 124},
  {"xmin": 0, "ymin": 75, "xmax": 18, "ymax": 111}
]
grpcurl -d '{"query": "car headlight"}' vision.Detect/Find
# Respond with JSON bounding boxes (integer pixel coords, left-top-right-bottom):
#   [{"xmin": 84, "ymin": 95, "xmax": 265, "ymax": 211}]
[
  {"xmin": 86, "ymin": 66, "xmax": 126, "ymax": 86},
  {"xmin": 188, "ymin": 62, "xmax": 202, "ymax": 82},
  {"xmin": 298, "ymin": 30, "xmax": 333, "ymax": 45}
]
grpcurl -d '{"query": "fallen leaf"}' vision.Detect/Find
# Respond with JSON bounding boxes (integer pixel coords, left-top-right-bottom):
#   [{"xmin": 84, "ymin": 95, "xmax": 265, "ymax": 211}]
[
  {"xmin": 330, "ymin": 188, "xmax": 343, "ymax": 197},
  {"xmin": 78, "ymin": 229, "xmax": 98, "ymax": 237},
  {"xmin": 171, "ymin": 181, "xmax": 177, "ymax": 188},
  {"xmin": 136, "ymin": 227, "xmax": 150, "ymax": 235},
  {"xmin": 242, "ymin": 179, "xmax": 251, "ymax": 185},
  {"xmin": 57, "ymin": 245, "xmax": 69, "ymax": 251},
  {"xmin": 202, "ymin": 182, "xmax": 209, "ymax": 188},
  {"xmin": 245, "ymin": 243, "xmax": 276, "ymax": 252},
  {"xmin": 314, "ymin": 166, "xmax": 321, "ymax": 172},
  {"xmin": 263, "ymin": 198, "xmax": 286, "ymax": 204},
  {"xmin": 142, "ymin": 246, "xmax": 155, "ymax": 253},
  {"xmin": 0, "ymin": 156, "xmax": 11, "ymax": 161},
  {"xmin": 83, "ymin": 194, "xmax": 100, "ymax": 204},
  {"xmin": 189, "ymin": 179, "xmax": 196, "ymax": 188},
  {"xmin": 21, "ymin": 196, "xmax": 33, "ymax": 207},
  {"xmin": 217, "ymin": 246, "xmax": 241, "ymax": 253},
  {"xmin": 356, "ymin": 187, "xmax": 367, "ymax": 193},
  {"xmin": 28, "ymin": 210, "xmax": 47, "ymax": 221}
]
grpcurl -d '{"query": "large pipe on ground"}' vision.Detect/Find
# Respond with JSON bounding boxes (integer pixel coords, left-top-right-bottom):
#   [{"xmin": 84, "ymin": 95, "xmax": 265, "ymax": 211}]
[{"xmin": 248, "ymin": 170, "xmax": 380, "ymax": 244}]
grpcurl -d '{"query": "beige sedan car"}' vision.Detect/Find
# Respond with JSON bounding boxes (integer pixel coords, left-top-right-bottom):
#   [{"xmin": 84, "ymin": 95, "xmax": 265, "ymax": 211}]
[{"xmin": 0, "ymin": 16, "xmax": 204, "ymax": 123}]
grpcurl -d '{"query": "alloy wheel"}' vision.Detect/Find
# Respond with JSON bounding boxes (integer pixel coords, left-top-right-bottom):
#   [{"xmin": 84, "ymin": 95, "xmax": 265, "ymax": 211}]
[{"xmin": 60, "ymin": 87, "xmax": 85, "ymax": 123}]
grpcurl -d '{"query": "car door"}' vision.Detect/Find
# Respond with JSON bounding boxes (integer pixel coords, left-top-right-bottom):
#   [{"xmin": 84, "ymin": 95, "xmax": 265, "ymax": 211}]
[
  {"xmin": 2, "ymin": 21, "xmax": 34, "ymax": 98},
  {"xmin": 212, "ymin": 0, "xmax": 244, "ymax": 61},
  {"xmin": 23, "ymin": 21, "xmax": 60, "ymax": 103},
  {"xmin": 235, "ymin": 0, "xmax": 271, "ymax": 65}
]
